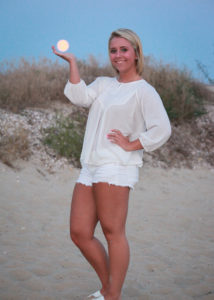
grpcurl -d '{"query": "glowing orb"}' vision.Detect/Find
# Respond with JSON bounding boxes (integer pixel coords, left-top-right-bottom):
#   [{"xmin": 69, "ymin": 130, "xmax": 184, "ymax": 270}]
[{"xmin": 57, "ymin": 40, "xmax": 69, "ymax": 52}]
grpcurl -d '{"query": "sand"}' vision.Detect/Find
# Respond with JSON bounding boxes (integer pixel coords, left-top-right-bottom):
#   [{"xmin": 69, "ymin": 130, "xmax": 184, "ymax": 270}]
[{"xmin": 0, "ymin": 161, "xmax": 214, "ymax": 300}]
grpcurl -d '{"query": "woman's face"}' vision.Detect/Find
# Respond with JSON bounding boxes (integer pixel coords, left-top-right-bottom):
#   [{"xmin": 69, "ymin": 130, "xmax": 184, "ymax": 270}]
[{"xmin": 109, "ymin": 37, "xmax": 137, "ymax": 75}]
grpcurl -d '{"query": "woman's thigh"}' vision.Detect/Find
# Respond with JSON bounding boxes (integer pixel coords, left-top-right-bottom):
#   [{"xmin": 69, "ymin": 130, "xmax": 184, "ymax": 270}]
[
  {"xmin": 70, "ymin": 183, "xmax": 98, "ymax": 238},
  {"xmin": 93, "ymin": 183, "xmax": 130, "ymax": 235}
]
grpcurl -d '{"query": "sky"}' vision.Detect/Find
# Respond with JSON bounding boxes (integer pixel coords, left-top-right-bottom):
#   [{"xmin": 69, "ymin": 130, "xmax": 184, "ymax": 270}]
[{"xmin": 1, "ymin": 0, "xmax": 214, "ymax": 82}]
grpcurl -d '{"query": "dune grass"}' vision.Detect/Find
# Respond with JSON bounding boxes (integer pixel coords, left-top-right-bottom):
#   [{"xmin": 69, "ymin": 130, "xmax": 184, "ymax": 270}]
[
  {"xmin": 142, "ymin": 57, "xmax": 210, "ymax": 122},
  {"xmin": 1, "ymin": 55, "xmax": 212, "ymax": 121},
  {"xmin": 0, "ymin": 55, "xmax": 213, "ymax": 167}
]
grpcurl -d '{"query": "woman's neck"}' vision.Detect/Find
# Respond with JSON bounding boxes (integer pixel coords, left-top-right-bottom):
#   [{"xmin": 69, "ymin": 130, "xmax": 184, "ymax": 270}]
[{"xmin": 117, "ymin": 71, "xmax": 142, "ymax": 83}]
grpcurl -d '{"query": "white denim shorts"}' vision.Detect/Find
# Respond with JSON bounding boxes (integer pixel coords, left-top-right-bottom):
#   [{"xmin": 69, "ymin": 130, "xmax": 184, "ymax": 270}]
[{"xmin": 77, "ymin": 163, "xmax": 139, "ymax": 189}]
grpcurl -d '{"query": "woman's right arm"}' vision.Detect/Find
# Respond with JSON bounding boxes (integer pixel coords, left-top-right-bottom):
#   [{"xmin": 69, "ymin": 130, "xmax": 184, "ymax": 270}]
[
  {"xmin": 52, "ymin": 46, "xmax": 101, "ymax": 107},
  {"xmin": 52, "ymin": 46, "xmax": 80, "ymax": 84}
]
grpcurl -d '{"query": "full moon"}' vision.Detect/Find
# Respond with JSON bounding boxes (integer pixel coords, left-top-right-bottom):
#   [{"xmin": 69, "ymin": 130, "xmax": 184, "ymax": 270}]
[{"xmin": 57, "ymin": 40, "xmax": 69, "ymax": 52}]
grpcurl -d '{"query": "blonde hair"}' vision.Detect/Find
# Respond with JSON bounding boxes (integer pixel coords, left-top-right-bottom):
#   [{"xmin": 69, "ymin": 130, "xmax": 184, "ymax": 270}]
[{"xmin": 108, "ymin": 28, "xmax": 144, "ymax": 76}]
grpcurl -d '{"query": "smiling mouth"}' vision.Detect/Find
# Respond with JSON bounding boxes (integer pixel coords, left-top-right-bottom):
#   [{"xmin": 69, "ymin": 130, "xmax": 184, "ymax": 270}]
[{"xmin": 115, "ymin": 60, "xmax": 125, "ymax": 64}]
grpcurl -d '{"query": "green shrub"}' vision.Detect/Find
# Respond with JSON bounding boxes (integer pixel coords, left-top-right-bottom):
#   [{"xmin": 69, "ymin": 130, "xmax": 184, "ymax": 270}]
[{"xmin": 42, "ymin": 110, "xmax": 87, "ymax": 167}]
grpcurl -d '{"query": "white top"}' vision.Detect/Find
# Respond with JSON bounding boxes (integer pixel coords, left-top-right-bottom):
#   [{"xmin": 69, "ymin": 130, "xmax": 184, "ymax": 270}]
[{"xmin": 64, "ymin": 76, "xmax": 171, "ymax": 167}]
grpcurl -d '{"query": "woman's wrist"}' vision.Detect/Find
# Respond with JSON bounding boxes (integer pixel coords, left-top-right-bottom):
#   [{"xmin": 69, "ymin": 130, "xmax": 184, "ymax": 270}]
[
  {"xmin": 126, "ymin": 139, "xmax": 143, "ymax": 151},
  {"xmin": 69, "ymin": 60, "xmax": 80, "ymax": 84}
]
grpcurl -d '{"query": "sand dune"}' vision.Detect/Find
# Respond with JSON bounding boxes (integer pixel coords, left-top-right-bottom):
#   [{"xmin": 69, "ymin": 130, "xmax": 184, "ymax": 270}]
[{"xmin": 0, "ymin": 160, "xmax": 214, "ymax": 300}]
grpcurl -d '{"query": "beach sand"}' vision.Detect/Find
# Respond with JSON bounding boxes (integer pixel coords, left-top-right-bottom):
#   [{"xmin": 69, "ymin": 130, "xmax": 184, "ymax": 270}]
[{"xmin": 0, "ymin": 161, "xmax": 214, "ymax": 300}]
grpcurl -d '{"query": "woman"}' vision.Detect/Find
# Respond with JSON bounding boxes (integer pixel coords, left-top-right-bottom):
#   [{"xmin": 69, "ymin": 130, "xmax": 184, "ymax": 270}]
[{"xmin": 52, "ymin": 28, "xmax": 171, "ymax": 300}]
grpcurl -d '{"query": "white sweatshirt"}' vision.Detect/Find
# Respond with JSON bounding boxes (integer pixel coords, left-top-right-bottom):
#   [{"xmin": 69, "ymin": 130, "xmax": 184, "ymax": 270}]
[{"xmin": 64, "ymin": 76, "xmax": 171, "ymax": 167}]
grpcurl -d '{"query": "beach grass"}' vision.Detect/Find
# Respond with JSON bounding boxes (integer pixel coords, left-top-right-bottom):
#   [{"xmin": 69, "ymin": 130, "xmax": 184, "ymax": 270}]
[
  {"xmin": 0, "ymin": 55, "xmax": 212, "ymax": 121},
  {"xmin": 0, "ymin": 56, "xmax": 213, "ymax": 168}
]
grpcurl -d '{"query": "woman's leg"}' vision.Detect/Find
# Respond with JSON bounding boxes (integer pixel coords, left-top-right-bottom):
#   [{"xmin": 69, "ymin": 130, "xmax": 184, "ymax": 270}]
[
  {"xmin": 93, "ymin": 183, "xmax": 130, "ymax": 300},
  {"xmin": 70, "ymin": 183, "xmax": 109, "ymax": 294}
]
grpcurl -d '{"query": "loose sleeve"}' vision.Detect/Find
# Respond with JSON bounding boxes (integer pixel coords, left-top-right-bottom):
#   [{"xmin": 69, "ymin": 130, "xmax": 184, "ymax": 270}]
[
  {"xmin": 138, "ymin": 85, "xmax": 171, "ymax": 152},
  {"xmin": 64, "ymin": 77, "xmax": 102, "ymax": 108}
]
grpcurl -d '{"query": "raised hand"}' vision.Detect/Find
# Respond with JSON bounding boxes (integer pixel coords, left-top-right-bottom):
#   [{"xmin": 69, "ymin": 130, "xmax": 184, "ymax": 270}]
[
  {"xmin": 52, "ymin": 45, "xmax": 80, "ymax": 83},
  {"xmin": 51, "ymin": 46, "xmax": 75, "ymax": 63}
]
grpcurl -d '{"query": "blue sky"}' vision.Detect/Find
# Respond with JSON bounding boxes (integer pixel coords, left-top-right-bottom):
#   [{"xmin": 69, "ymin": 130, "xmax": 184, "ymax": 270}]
[{"xmin": 1, "ymin": 0, "xmax": 214, "ymax": 82}]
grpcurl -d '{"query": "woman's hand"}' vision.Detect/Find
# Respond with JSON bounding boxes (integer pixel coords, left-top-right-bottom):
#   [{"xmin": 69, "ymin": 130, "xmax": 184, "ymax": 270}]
[
  {"xmin": 52, "ymin": 46, "xmax": 80, "ymax": 84},
  {"xmin": 107, "ymin": 129, "xmax": 131, "ymax": 151},
  {"xmin": 107, "ymin": 129, "xmax": 144, "ymax": 151},
  {"xmin": 51, "ymin": 46, "xmax": 75, "ymax": 63}
]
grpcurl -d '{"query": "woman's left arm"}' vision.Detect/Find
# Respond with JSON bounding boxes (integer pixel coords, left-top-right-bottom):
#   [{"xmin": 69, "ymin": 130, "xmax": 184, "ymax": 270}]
[
  {"xmin": 107, "ymin": 85, "xmax": 171, "ymax": 152},
  {"xmin": 138, "ymin": 86, "xmax": 171, "ymax": 152}
]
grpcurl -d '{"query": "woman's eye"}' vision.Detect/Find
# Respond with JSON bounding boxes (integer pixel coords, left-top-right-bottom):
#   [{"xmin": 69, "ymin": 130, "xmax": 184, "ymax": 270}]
[
  {"xmin": 110, "ymin": 49, "xmax": 117, "ymax": 54},
  {"xmin": 121, "ymin": 48, "xmax": 128, "ymax": 52}
]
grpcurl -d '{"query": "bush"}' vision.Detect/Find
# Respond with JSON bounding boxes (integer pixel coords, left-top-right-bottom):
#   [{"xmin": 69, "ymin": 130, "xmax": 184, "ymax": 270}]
[
  {"xmin": 143, "ymin": 57, "xmax": 210, "ymax": 123},
  {"xmin": 0, "ymin": 126, "xmax": 31, "ymax": 167},
  {"xmin": 0, "ymin": 57, "xmax": 113, "ymax": 113},
  {"xmin": 42, "ymin": 109, "xmax": 87, "ymax": 167},
  {"xmin": 0, "ymin": 58, "xmax": 69, "ymax": 112}
]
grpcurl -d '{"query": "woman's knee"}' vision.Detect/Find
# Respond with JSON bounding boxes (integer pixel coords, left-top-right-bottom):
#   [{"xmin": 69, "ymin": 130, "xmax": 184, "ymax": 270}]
[
  {"xmin": 102, "ymin": 225, "xmax": 125, "ymax": 243},
  {"xmin": 70, "ymin": 226, "xmax": 83, "ymax": 245},
  {"xmin": 70, "ymin": 226, "xmax": 92, "ymax": 246}
]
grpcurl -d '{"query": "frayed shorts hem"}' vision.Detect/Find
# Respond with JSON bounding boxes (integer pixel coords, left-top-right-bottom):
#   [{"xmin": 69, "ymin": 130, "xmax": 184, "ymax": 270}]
[
  {"xmin": 76, "ymin": 180, "xmax": 134, "ymax": 189},
  {"xmin": 76, "ymin": 163, "xmax": 139, "ymax": 189}
]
